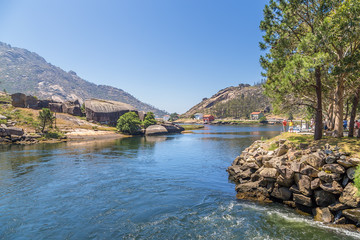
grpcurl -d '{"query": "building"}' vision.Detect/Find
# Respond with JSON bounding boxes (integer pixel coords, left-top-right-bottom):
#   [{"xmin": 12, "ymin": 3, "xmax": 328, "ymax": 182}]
[
  {"xmin": 250, "ymin": 111, "xmax": 264, "ymax": 120},
  {"xmin": 163, "ymin": 115, "xmax": 170, "ymax": 121},
  {"xmin": 203, "ymin": 114, "xmax": 215, "ymax": 123}
]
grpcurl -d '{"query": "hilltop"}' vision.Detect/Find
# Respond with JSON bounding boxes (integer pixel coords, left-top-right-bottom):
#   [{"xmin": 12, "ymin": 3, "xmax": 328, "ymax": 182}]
[
  {"xmin": 184, "ymin": 84, "xmax": 270, "ymax": 118},
  {"xmin": 0, "ymin": 42, "xmax": 167, "ymax": 116}
]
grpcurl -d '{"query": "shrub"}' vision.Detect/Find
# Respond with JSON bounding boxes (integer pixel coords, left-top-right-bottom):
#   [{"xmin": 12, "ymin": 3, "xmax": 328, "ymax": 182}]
[
  {"xmin": 259, "ymin": 116, "xmax": 267, "ymax": 123},
  {"xmin": 116, "ymin": 112, "xmax": 141, "ymax": 134},
  {"xmin": 354, "ymin": 165, "xmax": 360, "ymax": 193},
  {"xmin": 44, "ymin": 131, "xmax": 64, "ymax": 139},
  {"xmin": 143, "ymin": 112, "xmax": 157, "ymax": 128}
]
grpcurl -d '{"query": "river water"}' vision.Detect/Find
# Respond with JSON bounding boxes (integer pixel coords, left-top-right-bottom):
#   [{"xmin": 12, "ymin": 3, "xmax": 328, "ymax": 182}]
[{"xmin": 1, "ymin": 125, "xmax": 359, "ymax": 239}]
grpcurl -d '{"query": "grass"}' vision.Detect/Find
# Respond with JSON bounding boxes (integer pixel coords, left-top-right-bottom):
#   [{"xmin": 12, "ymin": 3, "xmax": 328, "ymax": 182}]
[
  {"xmin": 266, "ymin": 132, "xmax": 360, "ymax": 157},
  {"xmin": 179, "ymin": 124, "xmax": 205, "ymax": 130}
]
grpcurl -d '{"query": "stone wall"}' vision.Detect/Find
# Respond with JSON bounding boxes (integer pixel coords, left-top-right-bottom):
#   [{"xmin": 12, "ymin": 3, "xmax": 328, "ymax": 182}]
[{"xmin": 227, "ymin": 139, "xmax": 360, "ymax": 228}]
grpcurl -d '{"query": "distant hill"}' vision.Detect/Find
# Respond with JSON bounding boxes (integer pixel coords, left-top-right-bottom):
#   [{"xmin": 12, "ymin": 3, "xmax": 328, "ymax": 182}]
[
  {"xmin": 0, "ymin": 42, "xmax": 167, "ymax": 116},
  {"xmin": 184, "ymin": 84, "xmax": 271, "ymax": 118}
]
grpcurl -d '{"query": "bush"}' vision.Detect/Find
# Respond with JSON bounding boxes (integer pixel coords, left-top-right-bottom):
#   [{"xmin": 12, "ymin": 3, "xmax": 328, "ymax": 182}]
[
  {"xmin": 44, "ymin": 131, "xmax": 64, "ymax": 139},
  {"xmin": 143, "ymin": 112, "xmax": 157, "ymax": 128},
  {"xmin": 354, "ymin": 165, "xmax": 360, "ymax": 193},
  {"xmin": 116, "ymin": 112, "xmax": 141, "ymax": 134},
  {"xmin": 259, "ymin": 116, "xmax": 267, "ymax": 123}
]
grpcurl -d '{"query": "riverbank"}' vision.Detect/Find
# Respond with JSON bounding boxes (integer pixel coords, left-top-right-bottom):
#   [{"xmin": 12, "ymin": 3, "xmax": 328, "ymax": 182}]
[{"xmin": 227, "ymin": 133, "xmax": 360, "ymax": 232}]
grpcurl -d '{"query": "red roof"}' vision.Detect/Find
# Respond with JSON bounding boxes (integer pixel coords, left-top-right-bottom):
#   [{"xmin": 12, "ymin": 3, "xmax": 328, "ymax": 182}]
[
  {"xmin": 203, "ymin": 114, "xmax": 214, "ymax": 118},
  {"xmin": 251, "ymin": 112, "xmax": 262, "ymax": 115}
]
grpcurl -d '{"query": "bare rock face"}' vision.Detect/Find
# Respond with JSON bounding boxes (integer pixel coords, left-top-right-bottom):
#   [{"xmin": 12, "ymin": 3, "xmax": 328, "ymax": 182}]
[
  {"xmin": 11, "ymin": 93, "xmax": 26, "ymax": 107},
  {"xmin": 322, "ymin": 164, "xmax": 345, "ymax": 174},
  {"xmin": 293, "ymin": 193, "xmax": 313, "ymax": 207},
  {"xmin": 320, "ymin": 181, "xmax": 343, "ymax": 195},
  {"xmin": 85, "ymin": 99, "xmax": 138, "ymax": 126},
  {"xmin": 145, "ymin": 125, "xmax": 168, "ymax": 135},
  {"xmin": 301, "ymin": 152, "xmax": 325, "ymax": 169},
  {"xmin": 314, "ymin": 190, "xmax": 336, "ymax": 207},
  {"xmin": 271, "ymin": 186, "xmax": 292, "ymax": 201}
]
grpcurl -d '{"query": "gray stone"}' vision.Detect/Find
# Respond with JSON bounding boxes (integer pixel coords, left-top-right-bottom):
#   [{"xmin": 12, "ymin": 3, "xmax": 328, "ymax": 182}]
[
  {"xmin": 0, "ymin": 114, "xmax": 6, "ymax": 120},
  {"xmin": 301, "ymin": 152, "xmax": 325, "ymax": 169},
  {"xmin": 334, "ymin": 217, "xmax": 346, "ymax": 224},
  {"xmin": 346, "ymin": 167, "xmax": 356, "ymax": 180},
  {"xmin": 298, "ymin": 175, "xmax": 312, "ymax": 196},
  {"xmin": 290, "ymin": 162, "xmax": 303, "ymax": 173},
  {"xmin": 311, "ymin": 178, "xmax": 321, "ymax": 190},
  {"xmin": 337, "ymin": 159, "xmax": 354, "ymax": 168},
  {"xmin": 300, "ymin": 165, "xmax": 319, "ymax": 178},
  {"xmin": 339, "ymin": 183, "xmax": 360, "ymax": 208},
  {"xmin": 145, "ymin": 125, "xmax": 168, "ymax": 135},
  {"xmin": 314, "ymin": 190, "xmax": 336, "ymax": 207},
  {"xmin": 318, "ymin": 171, "xmax": 341, "ymax": 183},
  {"xmin": 349, "ymin": 158, "xmax": 360, "ymax": 166},
  {"xmin": 320, "ymin": 181, "xmax": 343, "ymax": 195},
  {"xmin": 314, "ymin": 207, "xmax": 334, "ymax": 223},
  {"xmin": 276, "ymin": 175, "xmax": 294, "ymax": 187},
  {"xmin": 322, "ymin": 164, "xmax": 345, "ymax": 174},
  {"xmin": 342, "ymin": 175, "xmax": 349, "ymax": 187},
  {"xmin": 289, "ymin": 184, "xmax": 301, "ymax": 194},
  {"xmin": 325, "ymin": 155, "xmax": 336, "ymax": 164},
  {"xmin": 259, "ymin": 168, "xmax": 278, "ymax": 179},
  {"xmin": 277, "ymin": 144, "xmax": 288, "ymax": 156},
  {"xmin": 342, "ymin": 209, "xmax": 360, "ymax": 224},
  {"xmin": 329, "ymin": 202, "xmax": 349, "ymax": 212},
  {"xmin": 271, "ymin": 186, "xmax": 292, "ymax": 201},
  {"xmin": 293, "ymin": 193, "xmax": 313, "ymax": 207}
]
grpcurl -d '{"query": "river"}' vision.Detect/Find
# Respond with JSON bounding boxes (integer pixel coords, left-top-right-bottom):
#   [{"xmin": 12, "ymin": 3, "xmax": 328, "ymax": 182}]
[{"xmin": 0, "ymin": 125, "xmax": 359, "ymax": 239}]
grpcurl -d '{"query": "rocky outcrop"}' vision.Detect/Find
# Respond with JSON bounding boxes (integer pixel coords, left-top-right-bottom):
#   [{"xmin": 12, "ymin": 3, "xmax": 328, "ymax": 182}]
[
  {"xmin": 145, "ymin": 123, "xmax": 185, "ymax": 135},
  {"xmin": 85, "ymin": 99, "xmax": 138, "ymax": 126},
  {"xmin": 227, "ymin": 140, "xmax": 360, "ymax": 228}
]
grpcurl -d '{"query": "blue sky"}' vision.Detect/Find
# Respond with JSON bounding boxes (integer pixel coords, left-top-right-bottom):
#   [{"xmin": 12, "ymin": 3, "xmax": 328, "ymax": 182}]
[{"xmin": 0, "ymin": 0, "xmax": 268, "ymax": 113}]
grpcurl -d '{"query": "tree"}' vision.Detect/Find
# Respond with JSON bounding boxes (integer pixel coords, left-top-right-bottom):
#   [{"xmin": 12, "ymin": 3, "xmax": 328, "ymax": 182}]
[
  {"xmin": 38, "ymin": 108, "xmax": 55, "ymax": 133},
  {"xmin": 169, "ymin": 113, "xmax": 179, "ymax": 121},
  {"xmin": 260, "ymin": 0, "xmax": 329, "ymax": 140},
  {"xmin": 143, "ymin": 112, "xmax": 157, "ymax": 128},
  {"xmin": 116, "ymin": 112, "xmax": 141, "ymax": 134}
]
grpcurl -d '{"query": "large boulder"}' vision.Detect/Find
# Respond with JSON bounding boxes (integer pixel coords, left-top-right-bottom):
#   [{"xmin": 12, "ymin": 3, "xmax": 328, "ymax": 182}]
[
  {"xmin": 146, "ymin": 125, "xmax": 168, "ymax": 135},
  {"xmin": 301, "ymin": 152, "xmax": 325, "ymax": 169},
  {"xmin": 85, "ymin": 99, "xmax": 138, "ymax": 126},
  {"xmin": 342, "ymin": 209, "xmax": 360, "ymax": 224},
  {"xmin": 314, "ymin": 190, "xmax": 336, "ymax": 207},
  {"xmin": 293, "ymin": 193, "xmax": 313, "ymax": 207},
  {"xmin": 314, "ymin": 207, "xmax": 334, "ymax": 223},
  {"xmin": 11, "ymin": 93, "xmax": 26, "ymax": 107},
  {"xmin": 0, "ymin": 127, "xmax": 24, "ymax": 137},
  {"xmin": 271, "ymin": 186, "xmax": 292, "ymax": 201}
]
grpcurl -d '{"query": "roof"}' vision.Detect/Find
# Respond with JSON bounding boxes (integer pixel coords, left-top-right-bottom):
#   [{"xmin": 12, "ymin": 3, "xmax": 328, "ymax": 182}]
[
  {"xmin": 251, "ymin": 111, "xmax": 262, "ymax": 115},
  {"xmin": 203, "ymin": 114, "xmax": 214, "ymax": 117},
  {"xmin": 85, "ymin": 99, "xmax": 136, "ymax": 113}
]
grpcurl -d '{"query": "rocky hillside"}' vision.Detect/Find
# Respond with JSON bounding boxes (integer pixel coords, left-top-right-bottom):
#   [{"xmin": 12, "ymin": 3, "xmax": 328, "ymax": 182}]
[
  {"xmin": 0, "ymin": 42, "xmax": 167, "ymax": 116},
  {"xmin": 184, "ymin": 84, "xmax": 270, "ymax": 118}
]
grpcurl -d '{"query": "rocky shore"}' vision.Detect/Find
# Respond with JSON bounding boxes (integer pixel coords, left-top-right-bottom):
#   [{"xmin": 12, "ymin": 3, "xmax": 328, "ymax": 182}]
[{"xmin": 227, "ymin": 138, "xmax": 360, "ymax": 230}]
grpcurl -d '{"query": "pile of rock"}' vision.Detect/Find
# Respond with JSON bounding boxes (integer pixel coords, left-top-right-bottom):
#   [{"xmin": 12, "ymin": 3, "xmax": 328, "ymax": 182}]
[{"xmin": 227, "ymin": 140, "xmax": 360, "ymax": 228}]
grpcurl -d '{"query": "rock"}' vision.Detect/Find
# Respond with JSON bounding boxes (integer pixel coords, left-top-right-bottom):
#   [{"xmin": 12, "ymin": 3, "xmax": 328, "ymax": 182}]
[
  {"xmin": 334, "ymin": 217, "xmax": 346, "ymax": 224},
  {"xmin": 339, "ymin": 183, "xmax": 360, "ymax": 208},
  {"xmin": 259, "ymin": 168, "xmax": 278, "ymax": 179},
  {"xmin": 346, "ymin": 167, "xmax": 356, "ymax": 180},
  {"xmin": 290, "ymin": 161, "xmax": 303, "ymax": 173},
  {"xmin": 0, "ymin": 114, "xmax": 6, "ymax": 120},
  {"xmin": 161, "ymin": 123, "xmax": 185, "ymax": 134},
  {"xmin": 322, "ymin": 164, "xmax": 345, "ymax": 174},
  {"xmin": 276, "ymin": 175, "xmax": 294, "ymax": 187},
  {"xmin": 298, "ymin": 175, "xmax": 312, "ymax": 196},
  {"xmin": 293, "ymin": 193, "xmax": 313, "ymax": 207},
  {"xmin": 337, "ymin": 159, "xmax": 354, "ymax": 168},
  {"xmin": 5, "ymin": 127, "xmax": 24, "ymax": 136},
  {"xmin": 290, "ymin": 184, "xmax": 301, "ymax": 194},
  {"xmin": 11, "ymin": 93, "xmax": 26, "ymax": 107},
  {"xmin": 301, "ymin": 152, "xmax": 325, "ymax": 169},
  {"xmin": 299, "ymin": 143, "xmax": 309, "ymax": 149},
  {"xmin": 342, "ymin": 209, "xmax": 360, "ymax": 224},
  {"xmin": 277, "ymin": 144, "xmax": 288, "ymax": 156},
  {"xmin": 300, "ymin": 165, "xmax": 319, "ymax": 178},
  {"xmin": 349, "ymin": 158, "xmax": 360, "ymax": 166},
  {"xmin": 329, "ymin": 202, "xmax": 349, "ymax": 212},
  {"xmin": 311, "ymin": 178, "xmax": 321, "ymax": 190},
  {"xmin": 235, "ymin": 181, "xmax": 271, "ymax": 202},
  {"xmin": 145, "ymin": 125, "xmax": 168, "ymax": 135},
  {"xmin": 239, "ymin": 168, "xmax": 254, "ymax": 179},
  {"xmin": 284, "ymin": 201, "xmax": 296, "ymax": 208},
  {"xmin": 314, "ymin": 190, "xmax": 336, "ymax": 207},
  {"xmin": 314, "ymin": 207, "xmax": 334, "ymax": 223},
  {"xmin": 85, "ymin": 99, "xmax": 138, "ymax": 126},
  {"xmin": 227, "ymin": 165, "xmax": 242, "ymax": 175},
  {"xmin": 318, "ymin": 171, "xmax": 341, "ymax": 183},
  {"xmin": 325, "ymin": 155, "xmax": 336, "ymax": 164},
  {"xmin": 271, "ymin": 186, "xmax": 292, "ymax": 201},
  {"xmin": 320, "ymin": 181, "xmax": 343, "ymax": 195},
  {"xmin": 342, "ymin": 175, "xmax": 349, "ymax": 187}
]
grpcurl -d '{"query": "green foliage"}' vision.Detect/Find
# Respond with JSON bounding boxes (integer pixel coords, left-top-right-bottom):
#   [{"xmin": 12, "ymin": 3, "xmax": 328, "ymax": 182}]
[
  {"xmin": 354, "ymin": 165, "xmax": 360, "ymax": 193},
  {"xmin": 259, "ymin": 116, "xmax": 267, "ymax": 123},
  {"xmin": 44, "ymin": 131, "xmax": 64, "ymax": 139},
  {"xmin": 143, "ymin": 112, "xmax": 157, "ymax": 128},
  {"xmin": 288, "ymin": 112, "xmax": 294, "ymax": 121},
  {"xmin": 169, "ymin": 113, "xmax": 179, "ymax": 121},
  {"xmin": 38, "ymin": 108, "xmax": 55, "ymax": 133},
  {"xmin": 116, "ymin": 112, "xmax": 141, "ymax": 134}
]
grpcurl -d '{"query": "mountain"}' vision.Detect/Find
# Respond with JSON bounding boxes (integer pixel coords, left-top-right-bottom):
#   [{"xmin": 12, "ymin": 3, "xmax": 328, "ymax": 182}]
[
  {"xmin": 0, "ymin": 42, "xmax": 167, "ymax": 116},
  {"xmin": 184, "ymin": 84, "xmax": 271, "ymax": 118}
]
